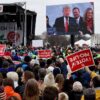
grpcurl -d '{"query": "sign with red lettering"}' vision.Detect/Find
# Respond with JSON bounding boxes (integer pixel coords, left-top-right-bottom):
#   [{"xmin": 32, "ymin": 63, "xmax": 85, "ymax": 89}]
[
  {"xmin": 38, "ymin": 50, "xmax": 52, "ymax": 58},
  {"xmin": 0, "ymin": 44, "xmax": 6, "ymax": 56},
  {"xmin": 66, "ymin": 49, "xmax": 94, "ymax": 72}
]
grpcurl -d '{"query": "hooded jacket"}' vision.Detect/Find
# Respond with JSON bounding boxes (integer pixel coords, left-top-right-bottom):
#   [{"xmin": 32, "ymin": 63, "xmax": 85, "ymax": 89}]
[{"xmin": 4, "ymin": 86, "xmax": 22, "ymax": 100}]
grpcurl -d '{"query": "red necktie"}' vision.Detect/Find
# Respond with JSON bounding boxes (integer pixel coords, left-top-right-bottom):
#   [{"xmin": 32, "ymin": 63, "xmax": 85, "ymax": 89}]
[{"xmin": 65, "ymin": 19, "xmax": 68, "ymax": 32}]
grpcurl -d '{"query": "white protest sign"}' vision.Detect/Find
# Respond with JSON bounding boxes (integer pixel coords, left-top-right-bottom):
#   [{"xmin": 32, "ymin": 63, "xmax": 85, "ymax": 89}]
[{"xmin": 32, "ymin": 40, "xmax": 43, "ymax": 47}]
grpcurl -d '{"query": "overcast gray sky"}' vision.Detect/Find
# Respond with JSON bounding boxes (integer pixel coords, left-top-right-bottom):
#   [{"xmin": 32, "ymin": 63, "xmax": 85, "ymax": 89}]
[{"xmin": 0, "ymin": 0, "xmax": 100, "ymax": 35}]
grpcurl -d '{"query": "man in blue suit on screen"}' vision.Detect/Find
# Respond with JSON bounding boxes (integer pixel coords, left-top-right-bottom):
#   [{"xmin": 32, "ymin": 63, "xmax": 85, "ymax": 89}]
[{"xmin": 54, "ymin": 5, "xmax": 78, "ymax": 35}]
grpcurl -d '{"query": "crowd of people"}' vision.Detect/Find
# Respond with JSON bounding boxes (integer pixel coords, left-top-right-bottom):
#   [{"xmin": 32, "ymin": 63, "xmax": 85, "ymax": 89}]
[{"xmin": 0, "ymin": 44, "xmax": 99, "ymax": 100}]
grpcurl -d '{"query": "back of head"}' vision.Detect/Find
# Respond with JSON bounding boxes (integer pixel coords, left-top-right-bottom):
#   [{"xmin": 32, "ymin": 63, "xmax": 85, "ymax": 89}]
[
  {"xmin": 44, "ymin": 73, "xmax": 55, "ymax": 86},
  {"xmin": 3, "ymin": 78, "xmax": 14, "ymax": 89},
  {"xmin": 92, "ymin": 76, "xmax": 100, "ymax": 88},
  {"xmin": 24, "ymin": 78, "xmax": 39, "ymax": 100},
  {"xmin": 22, "ymin": 71, "xmax": 34, "ymax": 83},
  {"xmin": 16, "ymin": 67, "xmax": 23, "ymax": 77},
  {"xmin": 7, "ymin": 72, "xmax": 19, "ymax": 81},
  {"xmin": 38, "ymin": 68, "xmax": 46, "ymax": 80},
  {"xmin": 2, "ymin": 60, "xmax": 9, "ymax": 68},
  {"xmin": 47, "ymin": 59, "xmax": 52, "ymax": 66},
  {"xmin": 55, "ymin": 74, "xmax": 64, "ymax": 84},
  {"xmin": 43, "ymin": 86, "xmax": 58, "ymax": 100},
  {"xmin": 58, "ymin": 92, "xmax": 69, "ymax": 100},
  {"xmin": 73, "ymin": 81, "xmax": 83, "ymax": 92},
  {"xmin": 84, "ymin": 88, "xmax": 96, "ymax": 100},
  {"xmin": 24, "ymin": 56, "xmax": 31, "ymax": 63},
  {"xmin": 53, "ymin": 67, "xmax": 61, "ymax": 77}
]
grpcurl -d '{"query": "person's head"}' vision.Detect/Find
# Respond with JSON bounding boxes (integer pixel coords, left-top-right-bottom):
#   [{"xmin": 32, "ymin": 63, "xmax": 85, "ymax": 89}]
[
  {"xmin": 73, "ymin": 7, "xmax": 80, "ymax": 19},
  {"xmin": 83, "ymin": 88, "xmax": 96, "ymax": 100},
  {"xmin": 59, "ymin": 58, "xmax": 64, "ymax": 64},
  {"xmin": 38, "ymin": 68, "xmax": 46, "ymax": 81},
  {"xmin": 58, "ymin": 92, "xmax": 69, "ymax": 100},
  {"xmin": 73, "ymin": 81, "xmax": 83, "ymax": 92},
  {"xmin": 2, "ymin": 60, "xmax": 9, "ymax": 68},
  {"xmin": 66, "ymin": 49, "xmax": 72, "ymax": 55},
  {"xmin": 55, "ymin": 74, "xmax": 64, "ymax": 86},
  {"xmin": 53, "ymin": 67, "xmax": 61, "ymax": 77},
  {"xmin": 47, "ymin": 59, "xmax": 52, "ymax": 66},
  {"xmin": 84, "ymin": 8, "xmax": 93, "ymax": 20},
  {"xmin": 63, "ymin": 5, "xmax": 71, "ymax": 17},
  {"xmin": 7, "ymin": 72, "xmax": 19, "ymax": 81},
  {"xmin": 3, "ymin": 78, "xmax": 14, "ymax": 89},
  {"xmin": 22, "ymin": 71, "xmax": 34, "ymax": 83},
  {"xmin": 43, "ymin": 86, "xmax": 58, "ymax": 100},
  {"xmin": 44, "ymin": 73, "xmax": 55, "ymax": 86},
  {"xmin": 24, "ymin": 79, "xmax": 39, "ymax": 100},
  {"xmin": 91, "ymin": 76, "xmax": 100, "ymax": 88},
  {"xmin": 16, "ymin": 67, "xmax": 24, "ymax": 77},
  {"xmin": 24, "ymin": 56, "xmax": 31, "ymax": 63},
  {"xmin": 47, "ymin": 66, "xmax": 54, "ymax": 73}
]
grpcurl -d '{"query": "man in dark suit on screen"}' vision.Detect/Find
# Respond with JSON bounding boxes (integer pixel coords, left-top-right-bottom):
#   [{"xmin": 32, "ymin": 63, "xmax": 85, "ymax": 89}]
[
  {"xmin": 73, "ymin": 7, "xmax": 85, "ymax": 35},
  {"xmin": 54, "ymin": 5, "xmax": 78, "ymax": 35}
]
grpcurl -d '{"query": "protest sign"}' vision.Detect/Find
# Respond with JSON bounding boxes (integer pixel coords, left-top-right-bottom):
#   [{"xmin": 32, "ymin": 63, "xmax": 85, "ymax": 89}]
[
  {"xmin": 38, "ymin": 50, "xmax": 52, "ymax": 58},
  {"xmin": 0, "ymin": 44, "xmax": 6, "ymax": 56},
  {"xmin": 32, "ymin": 40, "xmax": 43, "ymax": 47},
  {"xmin": 66, "ymin": 49, "xmax": 94, "ymax": 72}
]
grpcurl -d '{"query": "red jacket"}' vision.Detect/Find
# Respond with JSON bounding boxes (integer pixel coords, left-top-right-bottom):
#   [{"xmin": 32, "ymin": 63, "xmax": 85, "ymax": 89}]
[{"xmin": 4, "ymin": 86, "xmax": 22, "ymax": 100}]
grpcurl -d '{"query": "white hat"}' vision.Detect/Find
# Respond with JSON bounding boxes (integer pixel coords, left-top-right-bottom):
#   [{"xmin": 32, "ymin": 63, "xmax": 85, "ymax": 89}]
[
  {"xmin": 46, "ymin": 66, "xmax": 54, "ymax": 73},
  {"xmin": 73, "ymin": 81, "xmax": 83, "ymax": 92}
]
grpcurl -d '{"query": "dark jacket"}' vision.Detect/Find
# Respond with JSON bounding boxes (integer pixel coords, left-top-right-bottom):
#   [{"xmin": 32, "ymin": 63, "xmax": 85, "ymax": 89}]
[
  {"xmin": 15, "ymin": 84, "xmax": 25, "ymax": 98},
  {"xmin": 69, "ymin": 91, "xmax": 83, "ymax": 100},
  {"xmin": 60, "ymin": 62, "xmax": 68, "ymax": 78},
  {"xmin": 54, "ymin": 16, "xmax": 78, "ymax": 35},
  {"xmin": 75, "ymin": 17, "xmax": 85, "ymax": 34}
]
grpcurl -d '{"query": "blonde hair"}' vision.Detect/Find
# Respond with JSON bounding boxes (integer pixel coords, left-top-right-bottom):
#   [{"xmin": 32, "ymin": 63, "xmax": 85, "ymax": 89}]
[
  {"xmin": 7, "ymin": 72, "xmax": 19, "ymax": 81},
  {"xmin": 58, "ymin": 92, "xmax": 69, "ymax": 100},
  {"xmin": 63, "ymin": 5, "xmax": 70, "ymax": 11},
  {"xmin": 44, "ymin": 73, "xmax": 55, "ymax": 86}
]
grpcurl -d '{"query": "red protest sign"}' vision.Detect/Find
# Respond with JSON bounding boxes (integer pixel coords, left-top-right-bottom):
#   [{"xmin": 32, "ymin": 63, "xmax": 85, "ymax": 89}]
[
  {"xmin": 66, "ymin": 49, "xmax": 94, "ymax": 72},
  {"xmin": 38, "ymin": 50, "xmax": 52, "ymax": 58},
  {"xmin": 0, "ymin": 44, "xmax": 6, "ymax": 56}
]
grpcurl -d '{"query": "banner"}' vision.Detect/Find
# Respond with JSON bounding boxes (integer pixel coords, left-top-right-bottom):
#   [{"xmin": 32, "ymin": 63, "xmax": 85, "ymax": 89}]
[
  {"xmin": 38, "ymin": 50, "xmax": 52, "ymax": 58},
  {"xmin": 0, "ymin": 22, "xmax": 23, "ymax": 45},
  {"xmin": 0, "ymin": 44, "xmax": 6, "ymax": 56},
  {"xmin": 66, "ymin": 49, "xmax": 94, "ymax": 72}
]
